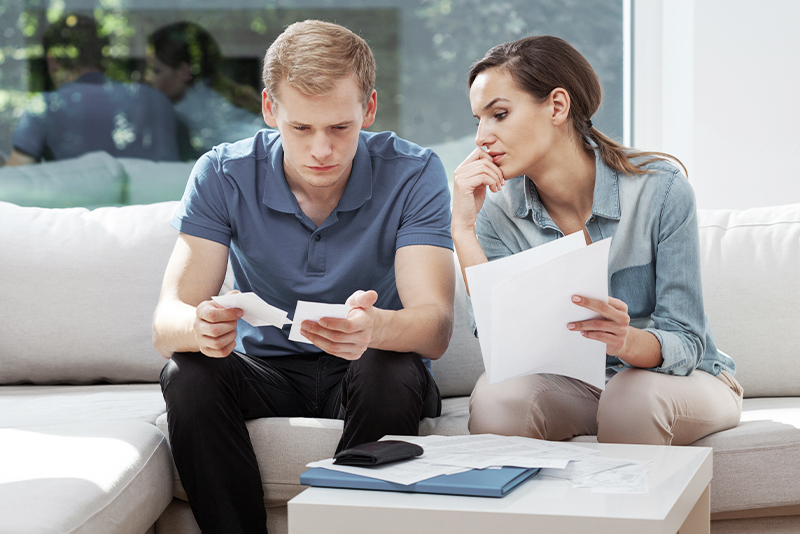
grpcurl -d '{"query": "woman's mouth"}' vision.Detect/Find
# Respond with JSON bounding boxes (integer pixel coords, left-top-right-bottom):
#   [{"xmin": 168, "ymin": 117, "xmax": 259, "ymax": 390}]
[{"xmin": 488, "ymin": 152, "xmax": 504, "ymax": 164}]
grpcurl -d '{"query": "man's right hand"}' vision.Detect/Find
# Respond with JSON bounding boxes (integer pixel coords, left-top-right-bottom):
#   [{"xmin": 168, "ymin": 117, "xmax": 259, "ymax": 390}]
[{"xmin": 193, "ymin": 296, "xmax": 243, "ymax": 358}]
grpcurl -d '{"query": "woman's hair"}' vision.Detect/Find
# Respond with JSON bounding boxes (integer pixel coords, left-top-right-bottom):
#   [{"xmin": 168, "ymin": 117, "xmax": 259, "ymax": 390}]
[
  {"xmin": 262, "ymin": 20, "xmax": 376, "ymax": 108},
  {"xmin": 149, "ymin": 22, "xmax": 261, "ymax": 114},
  {"xmin": 468, "ymin": 35, "xmax": 685, "ymax": 176},
  {"xmin": 149, "ymin": 22, "xmax": 220, "ymax": 82}
]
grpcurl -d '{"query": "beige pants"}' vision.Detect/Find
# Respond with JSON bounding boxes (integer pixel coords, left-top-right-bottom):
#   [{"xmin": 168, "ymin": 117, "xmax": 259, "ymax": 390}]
[{"xmin": 468, "ymin": 368, "xmax": 743, "ymax": 445}]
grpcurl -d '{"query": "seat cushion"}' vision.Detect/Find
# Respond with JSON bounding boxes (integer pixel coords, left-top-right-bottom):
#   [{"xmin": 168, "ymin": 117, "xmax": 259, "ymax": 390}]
[
  {"xmin": 156, "ymin": 396, "xmax": 472, "ymax": 505},
  {"xmin": 0, "ymin": 384, "xmax": 167, "ymax": 428},
  {"xmin": 0, "ymin": 421, "xmax": 173, "ymax": 534},
  {"xmin": 693, "ymin": 397, "xmax": 800, "ymax": 514}
]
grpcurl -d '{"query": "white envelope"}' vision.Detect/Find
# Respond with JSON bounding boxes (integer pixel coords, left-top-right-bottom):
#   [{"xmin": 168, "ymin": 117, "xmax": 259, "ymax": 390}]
[
  {"xmin": 211, "ymin": 292, "xmax": 291, "ymax": 328},
  {"xmin": 289, "ymin": 301, "xmax": 350, "ymax": 345}
]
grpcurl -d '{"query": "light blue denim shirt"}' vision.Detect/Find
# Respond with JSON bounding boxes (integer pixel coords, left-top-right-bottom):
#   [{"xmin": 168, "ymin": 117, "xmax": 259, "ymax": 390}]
[{"xmin": 469, "ymin": 152, "xmax": 735, "ymax": 377}]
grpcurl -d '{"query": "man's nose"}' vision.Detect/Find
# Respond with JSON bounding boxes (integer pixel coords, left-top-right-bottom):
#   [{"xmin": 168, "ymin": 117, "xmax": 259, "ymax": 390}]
[{"xmin": 310, "ymin": 132, "xmax": 333, "ymax": 161}]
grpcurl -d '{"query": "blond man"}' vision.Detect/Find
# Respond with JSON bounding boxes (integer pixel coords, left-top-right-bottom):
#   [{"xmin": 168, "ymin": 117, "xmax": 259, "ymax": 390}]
[{"xmin": 153, "ymin": 20, "xmax": 454, "ymax": 534}]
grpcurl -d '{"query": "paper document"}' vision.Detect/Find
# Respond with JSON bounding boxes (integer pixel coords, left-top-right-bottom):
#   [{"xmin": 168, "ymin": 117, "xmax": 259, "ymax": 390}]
[
  {"xmin": 212, "ymin": 292, "xmax": 290, "ymax": 328},
  {"xmin": 465, "ymin": 232, "xmax": 611, "ymax": 389},
  {"xmin": 289, "ymin": 301, "xmax": 351, "ymax": 344}
]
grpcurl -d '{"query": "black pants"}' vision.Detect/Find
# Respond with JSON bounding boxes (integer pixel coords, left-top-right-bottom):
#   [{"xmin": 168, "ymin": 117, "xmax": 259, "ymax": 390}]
[{"xmin": 160, "ymin": 349, "xmax": 441, "ymax": 534}]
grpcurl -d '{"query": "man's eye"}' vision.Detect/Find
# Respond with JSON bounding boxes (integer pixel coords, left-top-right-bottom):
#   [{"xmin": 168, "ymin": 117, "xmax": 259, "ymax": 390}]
[
  {"xmin": 294, "ymin": 126, "xmax": 309, "ymax": 131},
  {"xmin": 333, "ymin": 126, "xmax": 348, "ymax": 130}
]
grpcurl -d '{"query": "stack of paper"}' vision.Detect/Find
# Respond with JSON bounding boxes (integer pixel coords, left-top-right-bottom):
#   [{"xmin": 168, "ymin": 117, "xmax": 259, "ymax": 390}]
[{"xmin": 465, "ymin": 231, "xmax": 612, "ymax": 389}]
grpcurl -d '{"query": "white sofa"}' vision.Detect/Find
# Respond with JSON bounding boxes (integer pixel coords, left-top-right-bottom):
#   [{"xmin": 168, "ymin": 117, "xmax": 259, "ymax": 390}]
[{"xmin": 1, "ymin": 164, "xmax": 799, "ymax": 533}]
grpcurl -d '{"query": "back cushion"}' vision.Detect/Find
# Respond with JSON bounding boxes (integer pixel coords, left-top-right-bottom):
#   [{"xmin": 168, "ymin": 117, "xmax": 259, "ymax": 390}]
[
  {"xmin": 0, "ymin": 151, "xmax": 126, "ymax": 208},
  {"xmin": 431, "ymin": 253, "xmax": 485, "ymax": 398},
  {"xmin": 697, "ymin": 203, "xmax": 800, "ymax": 397},
  {"xmin": 0, "ymin": 201, "xmax": 180, "ymax": 384}
]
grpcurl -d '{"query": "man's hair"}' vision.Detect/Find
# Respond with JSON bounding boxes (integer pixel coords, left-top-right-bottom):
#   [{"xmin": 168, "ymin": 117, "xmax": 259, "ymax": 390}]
[
  {"xmin": 262, "ymin": 20, "xmax": 376, "ymax": 107},
  {"xmin": 44, "ymin": 13, "xmax": 107, "ymax": 71}
]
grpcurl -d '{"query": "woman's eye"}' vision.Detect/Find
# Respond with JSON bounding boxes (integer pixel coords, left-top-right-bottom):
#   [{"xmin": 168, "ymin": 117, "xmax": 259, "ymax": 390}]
[{"xmin": 494, "ymin": 111, "xmax": 507, "ymax": 120}]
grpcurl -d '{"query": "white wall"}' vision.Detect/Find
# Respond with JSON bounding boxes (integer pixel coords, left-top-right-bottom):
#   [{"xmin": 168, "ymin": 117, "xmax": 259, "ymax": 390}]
[{"xmin": 633, "ymin": 0, "xmax": 800, "ymax": 209}]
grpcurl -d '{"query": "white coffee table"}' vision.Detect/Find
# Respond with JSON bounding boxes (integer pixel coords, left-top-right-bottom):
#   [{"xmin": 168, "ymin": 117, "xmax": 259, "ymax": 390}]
[{"xmin": 288, "ymin": 442, "xmax": 712, "ymax": 534}]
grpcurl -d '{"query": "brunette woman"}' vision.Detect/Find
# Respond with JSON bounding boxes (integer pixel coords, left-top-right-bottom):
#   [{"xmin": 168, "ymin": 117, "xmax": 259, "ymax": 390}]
[{"xmin": 452, "ymin": 36, "xmax": 742, "ymax": 445}]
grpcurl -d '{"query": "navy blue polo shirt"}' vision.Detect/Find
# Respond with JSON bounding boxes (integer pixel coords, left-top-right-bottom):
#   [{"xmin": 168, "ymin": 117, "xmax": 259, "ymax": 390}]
[{"xmin": 172, "ymin": 129, "xmax": 453, "ymax": 358}]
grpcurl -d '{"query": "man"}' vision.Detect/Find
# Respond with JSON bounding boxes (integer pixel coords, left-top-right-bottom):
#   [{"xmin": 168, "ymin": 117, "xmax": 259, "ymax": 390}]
[
  {"xmin": 152, "ymin": 20, "xmax": 455, "ymax": 534},
  {"xmin": 8, "ymin": 13, "xmax": 179, "ymax": 165}
]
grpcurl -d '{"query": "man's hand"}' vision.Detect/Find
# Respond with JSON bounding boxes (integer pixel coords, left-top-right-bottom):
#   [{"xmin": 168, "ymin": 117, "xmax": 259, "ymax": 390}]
[
  {"xmin": 193, "ymin": 291, "xmax": 243, "ymax": 358},
  {"xmin": 300, "ymin": 290, "xmax": 379, "ymax": 360}
]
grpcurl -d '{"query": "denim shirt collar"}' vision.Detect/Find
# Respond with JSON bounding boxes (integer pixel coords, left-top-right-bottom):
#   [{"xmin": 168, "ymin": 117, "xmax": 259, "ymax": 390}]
[{"xmin": 517, "ymin": 150, "xmax": 621, "ymax": 230}]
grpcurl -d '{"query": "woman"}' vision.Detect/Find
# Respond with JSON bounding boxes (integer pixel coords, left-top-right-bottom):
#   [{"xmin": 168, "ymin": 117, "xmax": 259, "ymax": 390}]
[
  {"xmin": 148, "ymin": 22, "xmax": 264, "ymax": 159},
  {"xmin": 452, "ymin": 35, "xmax": 743, "ymax": 445}
]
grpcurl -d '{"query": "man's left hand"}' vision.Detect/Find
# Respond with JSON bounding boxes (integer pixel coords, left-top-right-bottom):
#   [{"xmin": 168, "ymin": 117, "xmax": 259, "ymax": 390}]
[{"xmin": 300, "ymin": 290, "xmax": 379, "ymax": 360}]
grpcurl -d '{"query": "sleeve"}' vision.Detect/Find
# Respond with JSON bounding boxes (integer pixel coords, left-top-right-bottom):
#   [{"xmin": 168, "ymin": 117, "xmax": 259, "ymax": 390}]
[
  {"xmin": 395, "ymin": 152, "xmax": 453, "ymax": 250},
  {"xmin": 171, "ymin": 152, "xmax": 233, "ymax": 246},
  {"xmin": 643, "ymin": 170, "xmax": 707, "ymax": 376},
  {"xmin": 11, "ymin": 94, "xmax": 49, "ymax": 160}
]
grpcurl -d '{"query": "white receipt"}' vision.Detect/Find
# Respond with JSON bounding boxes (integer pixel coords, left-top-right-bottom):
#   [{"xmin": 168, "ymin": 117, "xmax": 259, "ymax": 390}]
[
  {"xmin": 288, "ymin": 300, "xmax": 350, "ymax": 344},
  {"xmin": 211, "ymin": 292, "xmax": 291, "ymax": 328}
]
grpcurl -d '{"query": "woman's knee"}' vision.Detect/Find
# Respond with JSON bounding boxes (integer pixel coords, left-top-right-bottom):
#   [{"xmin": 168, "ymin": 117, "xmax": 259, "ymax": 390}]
[
  {"xmin": 597, "ymin": 369, "xmax": 672, "ymax": 445},
  {"xmin": 468, "ymin": 374, "xmax": 543, "ymax": 438}
]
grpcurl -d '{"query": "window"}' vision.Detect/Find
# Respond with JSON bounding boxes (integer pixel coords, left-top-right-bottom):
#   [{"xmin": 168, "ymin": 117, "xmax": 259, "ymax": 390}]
[{"xmin": 0, "ymin": 0, "xmax": 624, "ymax": 205}]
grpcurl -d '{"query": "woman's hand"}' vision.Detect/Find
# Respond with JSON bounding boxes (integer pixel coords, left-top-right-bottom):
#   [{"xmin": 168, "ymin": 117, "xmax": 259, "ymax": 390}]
[
  {"xmin": 451, "ymin": 147, "xmax": 504, "ymax": 234},
  {"xmin": 567, "ymin": 295, "xmax": 631, "ymax": 356},
  {"xmin": 568, "ymin": 295, "xmax": 663, "ymax": 368}
]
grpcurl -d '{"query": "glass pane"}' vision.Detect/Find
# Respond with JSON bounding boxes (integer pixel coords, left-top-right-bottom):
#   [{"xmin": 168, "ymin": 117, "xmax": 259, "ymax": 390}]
[{"xmin": 0, "ymin": 0, "xmax": 623, "ymax": 206}]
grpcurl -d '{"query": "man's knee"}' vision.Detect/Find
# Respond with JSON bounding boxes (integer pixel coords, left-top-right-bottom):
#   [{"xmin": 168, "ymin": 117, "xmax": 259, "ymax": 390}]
[
  {"xmin": 344, "ymin": 350, "xmax": 428, "ymax": 414},
  {"xmin": 161, "ymin": 352, "xmax": 231, "ymax": 409}
]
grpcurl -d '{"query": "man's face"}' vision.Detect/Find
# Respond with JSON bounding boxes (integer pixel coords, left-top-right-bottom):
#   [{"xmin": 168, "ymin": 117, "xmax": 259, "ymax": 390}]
[{"xmin": 263, "ymin": 76, "xmax": 377, "ymax": 193}]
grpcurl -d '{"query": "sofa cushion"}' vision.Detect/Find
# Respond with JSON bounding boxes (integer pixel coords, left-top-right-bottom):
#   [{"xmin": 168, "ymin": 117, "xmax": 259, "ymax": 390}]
[
  {"xmin": 0, "ymin": 151, "xmax": 126, "ymax": 208},
  {"xmin": 697, "ymin": 203, "xmax": 800, "ymax": 397},
  {"xmin": 0, "ymin": 201, "xmax": 179, "ymax": 384},
  {"xmin": 0, "ymin": 421, "xmax": 173, "ymax": 534},
  {"xmin": 693, "ymin": 397, "xmax": 800, "ymax": 514},
  {"xmin": 156, "ymin": 396, "xmax": 470, "ymax": 506},
  {"xmin": 0, "ymin": 384, "xmax": 166, "ymax": 428},
  {"xmin": 118, "ymin": 158, "xmax": 196, "ymax": 205},
  {"xmin": 431, "ymin": 253, "xmax": 484, "ymax": 398}
]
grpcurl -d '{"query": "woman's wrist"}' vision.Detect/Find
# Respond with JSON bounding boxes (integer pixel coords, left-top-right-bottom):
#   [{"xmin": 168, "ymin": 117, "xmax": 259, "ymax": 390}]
[{"xmin": 615, "ymin": 328, "xmax": 663, "ymax": 369}]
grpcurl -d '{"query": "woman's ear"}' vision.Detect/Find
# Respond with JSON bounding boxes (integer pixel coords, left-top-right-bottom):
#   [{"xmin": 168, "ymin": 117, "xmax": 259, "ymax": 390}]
[{"xmin": 550, "ymin": 88, "xmax": 571, "ymax": 127}]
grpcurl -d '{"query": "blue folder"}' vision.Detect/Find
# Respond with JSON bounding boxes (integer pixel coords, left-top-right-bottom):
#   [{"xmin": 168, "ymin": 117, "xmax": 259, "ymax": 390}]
[{"xmin": 300, "ymin": 466, "xmax": 539, "ymax": 498}]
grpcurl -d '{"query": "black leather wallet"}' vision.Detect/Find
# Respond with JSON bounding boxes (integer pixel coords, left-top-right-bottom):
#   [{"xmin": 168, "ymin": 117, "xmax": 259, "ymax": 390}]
[{"xmin": 333, "ymin": 440, "xmax": 424, "ymax": 467}]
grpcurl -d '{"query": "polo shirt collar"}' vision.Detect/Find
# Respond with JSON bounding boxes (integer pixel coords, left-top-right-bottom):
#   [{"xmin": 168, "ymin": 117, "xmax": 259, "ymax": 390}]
[
  {"xmin": 262, "ymin": 134, "xmax": 373, "ymax": 215},
  {"xmin": 517, "ymin": 150, "xmax": 621, "ymax": 229},
  {"xmin": 75, "ymin": 71, "xmax": 107, "ymax": 85}
]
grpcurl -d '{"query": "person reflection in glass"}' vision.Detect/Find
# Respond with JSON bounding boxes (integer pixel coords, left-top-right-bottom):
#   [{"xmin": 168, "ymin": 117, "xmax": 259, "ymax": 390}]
[
  {"xmin": 8, "ymin": 14, "xmax": 180, "ymax": 166},
  {"xmin": 148, "ymin": 22, "xmax": 265, "ymax": 160}
]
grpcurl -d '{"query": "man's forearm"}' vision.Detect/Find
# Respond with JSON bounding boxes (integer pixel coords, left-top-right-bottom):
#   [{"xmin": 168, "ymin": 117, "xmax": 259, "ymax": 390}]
[
  {"xmin": 152, "ymin": 300, "xmax": 202, "ymax": 358},
  {"xmin": 370, "ymin": 303, "xmax": 453, "ymax": 359}
]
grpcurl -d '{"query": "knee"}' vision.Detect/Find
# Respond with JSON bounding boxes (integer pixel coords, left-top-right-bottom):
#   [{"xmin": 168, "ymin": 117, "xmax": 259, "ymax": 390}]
[
  {"xmin": 597, "ymin": 369, "xmax": 671, "ymax": 445},
  {"xmin": 345, "ymin": 350, "xmax": 426, "ymax": 415},
  {"xmin": 468, "ymin": 374, "xmax": 541, "ymax": 438},
  {"xmin": 160, "ymin": 352, "xmax": 229, "ymax": 410}
]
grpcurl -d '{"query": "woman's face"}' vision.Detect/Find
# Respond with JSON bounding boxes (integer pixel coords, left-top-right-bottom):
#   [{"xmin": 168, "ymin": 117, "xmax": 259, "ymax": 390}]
[
  {"xmin": 469, "ymin": 68, "xmax": 558, "ymax": 179},
  {"xmin": 149, "ymin": 56, "xmax": 191, "ymax": 103}
]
